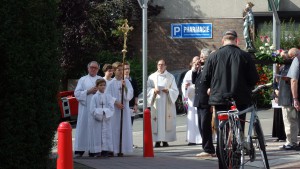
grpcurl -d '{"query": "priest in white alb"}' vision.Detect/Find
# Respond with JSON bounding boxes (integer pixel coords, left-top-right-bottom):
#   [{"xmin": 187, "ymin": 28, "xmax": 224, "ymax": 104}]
[
  {"xmin": 147, "ymin": 59, "xmax": 179, "ymax": 148},
  {"xmin": 106, "ymin": 62, "xmax": 133, "ymax": 155},
  {"xmin": 74, "ymin": 61, "xmax": 102, "ymax": 157},
  {"xmin": 181, "ymin": 56, "xmax": 202, "ymax": 146}
]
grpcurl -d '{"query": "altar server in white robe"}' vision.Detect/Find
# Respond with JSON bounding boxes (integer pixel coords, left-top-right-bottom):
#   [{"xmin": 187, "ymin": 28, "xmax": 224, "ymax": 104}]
[
  {"xmin": 89, "ymin": 79, "xmax": 114, "ymax": 157},
  {"xmin": 181, "ymin": 56, "xmax": 202, "ymax": 145},
  {"xmin": 106, "ymin": 62, "xmax": 133, "ymax": 155},
  {"xmin": 74, "ymin": 61, "xmax": 102, "ymax": 157},
  {"xmin": 102, "ymin": 63, "xmax": 114, "ymax": 87},
  {"xmin": 147, "ymin": 59, "xmax": 179, "ymax": 148}
]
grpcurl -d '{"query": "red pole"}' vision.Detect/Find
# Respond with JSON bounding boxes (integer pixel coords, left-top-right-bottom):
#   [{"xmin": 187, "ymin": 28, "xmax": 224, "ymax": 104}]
[
  {"xmin": 57, "ymin": 122, "xmax": 73, "ymax": 169},
  {"xmin": 143, "ymin": 108, "xmax": 154, "ymax": 157}
]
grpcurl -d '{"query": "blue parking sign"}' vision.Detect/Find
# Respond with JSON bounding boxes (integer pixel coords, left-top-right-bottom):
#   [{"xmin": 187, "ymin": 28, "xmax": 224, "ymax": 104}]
[
  {"xmin": 171, "ymin": 23, "xmax": 212, "ymax": 39},
  {"xmin": 171, "ymin": 24, "xmax": 182, "ymax": 38}
]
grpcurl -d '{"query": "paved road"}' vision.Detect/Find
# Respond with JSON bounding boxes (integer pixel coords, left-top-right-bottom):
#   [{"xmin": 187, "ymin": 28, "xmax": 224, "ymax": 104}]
[{"xmin": 53, "ymin": 109, "xmax": 300, "ymax": 169}]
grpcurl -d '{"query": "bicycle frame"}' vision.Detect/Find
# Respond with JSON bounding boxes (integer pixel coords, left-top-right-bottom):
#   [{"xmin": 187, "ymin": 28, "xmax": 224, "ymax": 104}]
[
  {"xmin": 238, "ymin": 105, "xmax": 256, "ymax": 151},
  {"xmin": 217, "ymin": 83, "xmax": 271, "ymax": 169},
  {"xmin": 218, "ymin": 104, "xmax": 269, "ymax": 169}
]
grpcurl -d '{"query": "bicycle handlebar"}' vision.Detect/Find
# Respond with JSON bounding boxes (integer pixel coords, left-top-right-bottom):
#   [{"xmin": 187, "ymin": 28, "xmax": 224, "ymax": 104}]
[{"xmin": 252, "ymin": 83, "xmax": 272, "ymax": 93}]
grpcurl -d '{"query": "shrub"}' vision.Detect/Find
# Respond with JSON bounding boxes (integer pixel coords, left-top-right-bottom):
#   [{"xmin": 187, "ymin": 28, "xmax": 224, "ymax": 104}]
[
  {"xmin": 0, "ymin": 1, "xmax": 61, "ymax": 168},
  {"xmin": 255, "ymin": 19, "xmax": 300, "ymax": 50}
]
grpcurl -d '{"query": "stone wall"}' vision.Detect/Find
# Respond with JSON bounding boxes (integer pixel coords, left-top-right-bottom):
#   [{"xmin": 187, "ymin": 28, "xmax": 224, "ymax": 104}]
[{"xmin": 130, "ymin": 18, "xmax": 245, "ymax": 70}]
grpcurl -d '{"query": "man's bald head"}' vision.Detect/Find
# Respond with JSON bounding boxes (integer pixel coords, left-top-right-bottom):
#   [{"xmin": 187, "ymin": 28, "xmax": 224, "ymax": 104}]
[
  {"xmin": 280, "ymin": 50, "xmax": 288, "ymax": 60},
  {"xmin": 288, "ymin": 48, "xmax": 299, "ymax": 59}
]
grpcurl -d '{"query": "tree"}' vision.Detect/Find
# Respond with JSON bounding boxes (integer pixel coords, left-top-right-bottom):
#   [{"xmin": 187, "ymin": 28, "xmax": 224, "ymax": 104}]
[
  {"xmin": 58, "ymin": 0, "xmax": 163, "ymax": 89},
  {"xmin": 0, "ymin": 0, "xmax": 61, "ymax": 168}
]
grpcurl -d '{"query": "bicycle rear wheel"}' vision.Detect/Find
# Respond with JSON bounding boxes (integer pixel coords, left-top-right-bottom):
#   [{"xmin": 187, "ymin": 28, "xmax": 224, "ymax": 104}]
[
  {"xmin": 254, "ymin": 119, "xmax": 270, "ymax": 169},
  {"xmin": 218, "ymin": 120, "xmax": 242, "ymax": 169}
]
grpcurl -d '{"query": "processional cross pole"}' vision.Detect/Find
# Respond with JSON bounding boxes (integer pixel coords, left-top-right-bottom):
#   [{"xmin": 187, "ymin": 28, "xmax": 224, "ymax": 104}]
[{"xmin": 117, "ymin": 19, "xmax": 133, "ymax": 157}]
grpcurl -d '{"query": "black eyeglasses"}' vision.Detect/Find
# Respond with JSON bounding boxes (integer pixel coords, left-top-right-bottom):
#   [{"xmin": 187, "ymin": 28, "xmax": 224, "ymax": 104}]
[{"xmin": 89, "ymin": 66, "xmax": 99, "ymax": 69}]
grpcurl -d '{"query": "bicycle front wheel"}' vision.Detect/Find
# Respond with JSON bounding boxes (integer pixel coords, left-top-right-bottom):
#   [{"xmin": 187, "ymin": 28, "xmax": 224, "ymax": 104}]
[
  {"xmin": 218, "ymin": 120, "xmax": 242, "ymax": 169},
  {"xmin": 254, "ymin": 119, "xmax": 270, "ymax": 169}
]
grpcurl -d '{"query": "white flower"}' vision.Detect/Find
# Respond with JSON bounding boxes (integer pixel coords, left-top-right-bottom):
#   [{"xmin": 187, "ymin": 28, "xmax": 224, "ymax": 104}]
[
  {"xmin": 259, "ymin": 46, "xmax": 265, "ymax": 50},
  {"xmin": 270, "ymin": 45, "xmax": 275, "ymax": 50},
  {"xmin": 261, "ymin": 51, "xmax": 265, "ymax": 54},
  {"xmin": 266, "ymin": 50, "xmax": 271, "ymax": 55},
  {"xmin": 264, "ymin": 43, "xmax": 270, "ymax": 47}
]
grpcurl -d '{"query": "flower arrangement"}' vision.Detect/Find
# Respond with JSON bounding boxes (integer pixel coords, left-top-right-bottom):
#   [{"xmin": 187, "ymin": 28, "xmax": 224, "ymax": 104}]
[
  {"xmin": 255, "ymin": 35, "xmax": 283, "ymax": 63},
  {"xmin": 253, "ymin": 20, "xmax": 300, "ymax": 108},
  {"xmin": 255, "ymin": 65, "xmax": 273, "ymax": 108}
]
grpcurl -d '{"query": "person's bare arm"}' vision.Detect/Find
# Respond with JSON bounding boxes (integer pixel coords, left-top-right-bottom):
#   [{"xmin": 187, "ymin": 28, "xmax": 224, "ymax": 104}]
[
  {"xmin": 133, "ymin": 97, "xmax": 138, "ymax": 112},
  {"xmin": 291, "ymin": 78, "xmax": 300, "ymax": 111}
]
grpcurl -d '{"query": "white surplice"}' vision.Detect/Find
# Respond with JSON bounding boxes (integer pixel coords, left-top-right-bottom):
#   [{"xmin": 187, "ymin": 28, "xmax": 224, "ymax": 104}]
[
  {"xmin": 89, "ymin": 91, "xmax": 114, "ymax": 153},
  {"xmin": 74, "ymin": 75, "xmax": 102, "ymax": 152},
  {"xmin": 147, "ymin": 70, "xmax": 179, "ymax": 142},
  {"xmin": 103, "ymin": 77, "xmax": 113, "ymax": 88},
  {"xmin": 181, "ymin": 70, "xmax": 202, "ymax": 144},
  {"xmin": 106, "ymin": 78, "xmax": 133, "ymax": 155}
]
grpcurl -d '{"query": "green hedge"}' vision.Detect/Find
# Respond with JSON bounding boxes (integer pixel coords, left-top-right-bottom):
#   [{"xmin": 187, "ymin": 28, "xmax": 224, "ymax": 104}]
[{"xmin": 0, "ymin": 1, "xmax": 61, "ymax": 168}]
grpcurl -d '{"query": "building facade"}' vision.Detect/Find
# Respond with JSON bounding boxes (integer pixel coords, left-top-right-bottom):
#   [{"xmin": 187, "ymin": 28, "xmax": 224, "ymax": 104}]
[{"xmin": 130, "ymin": 0, "xmax": 300, "ymax": 70}]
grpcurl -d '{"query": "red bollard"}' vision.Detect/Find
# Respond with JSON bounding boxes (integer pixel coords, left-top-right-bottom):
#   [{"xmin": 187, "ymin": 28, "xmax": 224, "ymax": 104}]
[
  {"xmin": 143, "ymin": 108, "xmax": 154, "ymax": 157},
  {"xmin": 57, "ymin": 122, "xmax": 73, "ymax": 169}
]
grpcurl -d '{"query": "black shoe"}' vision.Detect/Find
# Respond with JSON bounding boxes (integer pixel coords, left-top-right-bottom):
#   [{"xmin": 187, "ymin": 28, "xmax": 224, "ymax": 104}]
[
  {"xmin": 101, "ymin": 151, "xmax": 109, "ymax": 157},
  {"xmin": 74, "ymin": 151, "xmax": 84, "ymax": 158},
  {"xmin": 279, "ymin": 144, "xmax": 296, "ymax": 150},
  {"xmin": 162, "ymin": 142, "xmax": 169, "ymax": 147},
  {"xmin": 74, "ymin": 154, "xmax": 83, "ymax": 158},
  {"xmin": 74, "ymin": 151, "xmax": 84, "ymax": 157},
  {"xmin": 89, "ymin": 152, "xmax": 96, "ymax": 157},
  {"xmin": 155, "ymin": 142, "xmax": 161, "ymax": 147},
  {"xmin": 188, "ymin": 143, "xmax": 196, "ymax": 146},
  {"xmin": 94, "ymin": 152, "xmax": 102, "ymax": 157},
  {"xmin": 107, "ymin": 151, "xmax": 114, "ymax": 157}
]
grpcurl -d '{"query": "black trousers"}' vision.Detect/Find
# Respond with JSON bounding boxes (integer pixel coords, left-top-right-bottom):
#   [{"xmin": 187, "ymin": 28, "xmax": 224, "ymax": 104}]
[
  {"xmin": 131, "ymin": 116, "xmax": 134, "ymax": 125},
  {"xmin": 197, "ymin": 107, "xmax": 215, "ymax": 154},
  {"xmin": 215, "ymin": 104, "xmax": 247, "ymax": 169}
]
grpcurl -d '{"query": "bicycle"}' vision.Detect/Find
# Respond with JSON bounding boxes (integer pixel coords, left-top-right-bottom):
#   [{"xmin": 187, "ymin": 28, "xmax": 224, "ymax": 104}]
[{"xmin": 217, "ymin": 84, "xmax": 271, "ymax": 169}]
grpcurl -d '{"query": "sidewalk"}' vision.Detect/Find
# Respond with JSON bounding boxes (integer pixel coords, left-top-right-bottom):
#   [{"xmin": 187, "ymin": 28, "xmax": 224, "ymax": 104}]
[
  {"xmin": 64, "ymin": 109, "xmax": 300, "ymax": 169},
  {"xmin": 73, "ymin": 135, "xmax": 300, "ymax": 169}
]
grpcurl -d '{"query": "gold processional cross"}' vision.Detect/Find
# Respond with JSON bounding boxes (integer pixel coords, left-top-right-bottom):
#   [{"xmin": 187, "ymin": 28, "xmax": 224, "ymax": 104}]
[
  {"xmin": 116, "ymin": 19, "xmax": 133, "ymax": 157},
  {"xmin": 118, "ymin": 19, "xmax": 134, "ymax": 63}
]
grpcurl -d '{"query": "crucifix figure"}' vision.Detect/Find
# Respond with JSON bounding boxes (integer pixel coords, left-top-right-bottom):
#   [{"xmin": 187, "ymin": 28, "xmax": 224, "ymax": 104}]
[
  {"xmin": 100, "ymin": 100, "xmax": 105, "ymax": 116},
  {"xmin": 100, "ymin": 101, "xmax": 104, "ymax": 108},
  {"xmin": 118, "ymin": 85, "xmax": 122, "ymax": 95},
  {"xmin": 116, "ymin": 19, "xmax": 133, "ymax": 157}
]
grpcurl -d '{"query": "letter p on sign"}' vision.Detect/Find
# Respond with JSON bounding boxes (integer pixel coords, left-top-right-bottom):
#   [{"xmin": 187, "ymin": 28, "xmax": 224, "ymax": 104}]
[
  {"xmin": 171, "ymin": 24, "xmax": 182, "ymax": 38},
  {"xmin": 174, "ymin": 27, "xmax": 180, "ymax": 35}
]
